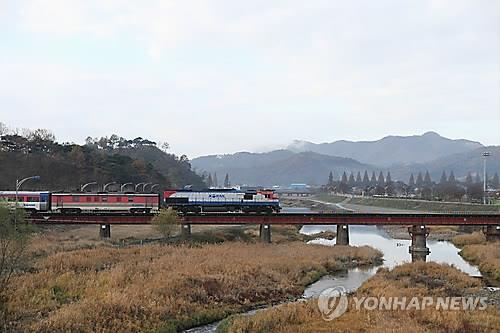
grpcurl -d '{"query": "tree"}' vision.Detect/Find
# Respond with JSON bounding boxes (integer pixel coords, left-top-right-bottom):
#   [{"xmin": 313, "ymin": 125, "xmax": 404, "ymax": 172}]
[
  {"xmin": 0, "ymin": 122, "xmax": 8, "ymax": 136},
  {"xmin": 408, "ymin": 174, "xmax": 415, "ymax": 187},
  {"xmin": 224, "ymin": 173, "xmax": 231, "ymax": 188},
  {"xmin": 0, "ymin": 203, "xmax": 33, "ymax": 330},
  {"xmin": 370, "ymin": 171, "xmax": 377, "ymax": 185},
  {"xmin": 493, "ymin": 173, "xmax": 499, "ymax": 189},
  {"xmin": 328, "ymin": 171, "xmax": 334, "ymax": 186},
  {"xmin": 213, "ymin": 173, "xmax": 218, "ymax": 188},
  {"xmin": 152, "ymin": 208, "xmax": 179, "ymax": 240},
  {"xmin": 341, "ymin": 171, "xmax": 348, "ymax": 183},
  {"xmin": 416, "ymin": 172, "xmax": 423, "ymax": 187},
  {"xmin": 356, "ymin": 171, "xmax": 362, "ymax": 184},
  {"xmin": 465, "ymin": 172, "xmax": 473, "ymax": 185},
  {"xmin": 440, "ymin": 171, "xmax": 447, "ymax": 184},
  {"xmin": 385, "ymin": 172, "xmax": 392, "ymax": 185},
  {"xmin": 348, "ymin": 172, "xmax": 355, "ymax": 186},
  {"xmin": 475, "ymin": 173, "xmax": 481, "ymax": 184},
  {"xmin": 207, "ymin": 173, "xmax": 213, "ymax": 188},
  {"xmin": 424, "ymin": 171, "xmax": 432, "ymax": 185},
  {"xmin": 377, "ymin": 171, "xmax": 385, "ymax": 186},
  {"xmin": 362, "ymin": 171, "xmax": 369, "ymax": 186},
  {"xmin": 448, "ymin": 171, "xmax": 456, "ymax": 184}
]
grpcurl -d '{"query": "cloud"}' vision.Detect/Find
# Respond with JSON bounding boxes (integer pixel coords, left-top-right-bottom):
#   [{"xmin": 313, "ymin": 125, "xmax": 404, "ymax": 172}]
[{"xmin": 1, "ymin": 0, "xmax": 499, "ymax": 157}]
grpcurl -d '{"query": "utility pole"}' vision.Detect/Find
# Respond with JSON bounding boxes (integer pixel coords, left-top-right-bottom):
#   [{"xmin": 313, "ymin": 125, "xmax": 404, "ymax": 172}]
[{"xmin": 483, "ymin": 151, "xmax": 491, "ymax": 204}]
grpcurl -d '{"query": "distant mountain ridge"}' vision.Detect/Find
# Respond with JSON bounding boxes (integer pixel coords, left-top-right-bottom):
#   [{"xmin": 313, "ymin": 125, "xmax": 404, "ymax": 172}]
[
  {"xmin": 192, "ymin": 132, "xmax": 495, "ymax": 186},
  {"xmin": 287, "ymin": 132, "xmax": 483, "ymax": 166},
  {"xmin": 192, "ymin": 151, "xmax": 372, "ymax": 186}
]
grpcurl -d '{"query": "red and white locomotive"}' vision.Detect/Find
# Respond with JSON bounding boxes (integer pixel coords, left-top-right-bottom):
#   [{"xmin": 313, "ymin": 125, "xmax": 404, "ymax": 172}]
[{"xmin": 164, "ymin": 188, "xmax": 280, "ymax": 213}]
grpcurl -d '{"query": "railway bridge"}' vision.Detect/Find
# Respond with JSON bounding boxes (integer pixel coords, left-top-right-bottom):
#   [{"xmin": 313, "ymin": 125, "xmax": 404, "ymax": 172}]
[{"xmin": 27, "ymin": 212, "xmax": 500, "ymax": 260}]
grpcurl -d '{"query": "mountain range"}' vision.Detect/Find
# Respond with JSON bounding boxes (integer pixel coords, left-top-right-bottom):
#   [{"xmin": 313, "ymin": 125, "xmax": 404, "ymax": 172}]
[
  {"xmin": 192, "ymin": 132, "xmax": 498, "ymax": 186},
  {"xmin": 286, "ymin": 131, "xmax": 482, "ymax": 167}
]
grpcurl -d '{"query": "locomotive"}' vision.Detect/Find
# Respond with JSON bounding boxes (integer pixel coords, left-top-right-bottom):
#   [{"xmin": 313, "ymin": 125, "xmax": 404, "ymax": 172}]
[{"xmin": 163, "ymin": 188, "xmax": 280, "ymax": 213}]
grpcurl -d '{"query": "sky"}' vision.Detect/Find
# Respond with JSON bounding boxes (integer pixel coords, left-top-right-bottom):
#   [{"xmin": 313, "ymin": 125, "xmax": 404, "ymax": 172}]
[{"xmin": 0, "ymin": 0, "xmax": 499, "ymax": 158}]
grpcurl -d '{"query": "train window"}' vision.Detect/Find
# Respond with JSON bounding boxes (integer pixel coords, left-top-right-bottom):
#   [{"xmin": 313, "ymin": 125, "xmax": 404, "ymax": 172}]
[
  {"xmin": 128, "ymin": 197, "xmax": 134, "ymax": 202},
  {"xmin": 72, "ymin": 196, "xmax": 80, "ymax": 202},
  {"xmin": 86, "ymin": 197, "xmax": 91, "ymax": 202},
  {"xmin": 117, "ymin": 197, "xmax": 122, "ymax": 202},
  {"xmin": 102, "ymin": 196, "xmax": 108, "ymax": 202},
  {"xmin": 94, "ymin": 197, "xmax": 99, "ymax": 202}
]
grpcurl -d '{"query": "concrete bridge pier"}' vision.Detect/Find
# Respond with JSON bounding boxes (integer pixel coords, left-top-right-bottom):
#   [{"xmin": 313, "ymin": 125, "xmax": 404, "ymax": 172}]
[
  {"xmin": 336, "ymin": 224, "xmax": 349, "ymax": 246},
  {"xmin": 181, "ymin": 224, "xmax": 192, "ymax": 238},
  {"xmin": 485, "ymin": 225, "xmax": 500, "ymax": 242},
  {"xmin": 260, "ymin": 224, "xmax": 271, "ymax": 243},
  {"xmin": 408, "ymin": 225, "xmax": 430, "ymax": 261},
  {"xmin": 99, "ymin": 224, "xmax": 111, "ymax": 238}
]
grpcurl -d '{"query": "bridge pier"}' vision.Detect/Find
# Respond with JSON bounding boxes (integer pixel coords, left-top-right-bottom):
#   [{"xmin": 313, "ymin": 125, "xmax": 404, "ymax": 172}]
[
  {"xmin": 485, "ymin": 225, "xmax": 500, "ymax": 242},
  {"xmin": 336, "ymin": 224, "xmax": 349, "ymax": 245},
  {"xmin": 181, "ymin": 224, "xmax": 192, "ymax": 238},
  {"xmin": 260, "ymin": 224, "xmax": 271, "ymax": 243},
  {"xmin": 408, "ymin": 225, "xmax": 430, "ymax": 261},
  {"xmin": 99, "ymin": 224, "xmax": 111, "ymax": 239}
]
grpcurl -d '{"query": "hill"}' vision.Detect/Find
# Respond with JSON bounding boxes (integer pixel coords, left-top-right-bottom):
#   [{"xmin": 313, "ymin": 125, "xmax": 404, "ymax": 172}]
[
  {"xmin": 287, "ymin": 132, "xmax": 483, "ymax": 167},
  {"xmin": 192, "ymin": 151, "xmax": 372, "ymax": 186},
  {"xmin": 0, "ymin": 132, "xmax": 204, "ymax": 191}
]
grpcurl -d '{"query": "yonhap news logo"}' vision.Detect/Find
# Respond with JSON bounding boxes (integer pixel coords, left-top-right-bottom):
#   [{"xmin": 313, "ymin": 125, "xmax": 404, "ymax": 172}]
[
  {"xmin": 317, "ymin": 286, "xmax": 488, "ymax": 321},
  {"xmin": 317, "ymin": 286, "xmax": 348, "ymax": 321}
]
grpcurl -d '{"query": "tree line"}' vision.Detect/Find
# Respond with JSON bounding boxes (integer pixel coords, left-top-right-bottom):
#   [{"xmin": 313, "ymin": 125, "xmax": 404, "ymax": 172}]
[{"xmin": 325, "ymin": 169, "xmax": 499, "ymax": 202}]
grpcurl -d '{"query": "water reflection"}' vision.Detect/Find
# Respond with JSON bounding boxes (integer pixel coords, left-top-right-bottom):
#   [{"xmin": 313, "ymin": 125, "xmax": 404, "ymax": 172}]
[{"xmin": 302, "ymin": 225, "xmax": 481, "ymax": 276}]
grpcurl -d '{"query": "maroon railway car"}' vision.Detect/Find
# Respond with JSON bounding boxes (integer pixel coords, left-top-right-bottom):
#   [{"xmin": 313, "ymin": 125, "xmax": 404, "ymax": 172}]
[{"xmin": 51, "ymin": 193, "xmax": 160, "ymax": 214}]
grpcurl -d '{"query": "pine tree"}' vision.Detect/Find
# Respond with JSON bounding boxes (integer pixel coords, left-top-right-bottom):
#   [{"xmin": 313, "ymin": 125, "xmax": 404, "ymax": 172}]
[
  {"xmin": 465, "ymin": 172, "xmax": 473, "ymax": 184},
  {"xmin": 341, "ymin": 171, "xmax": 348, "ymax": 183},
  {"xmin": 448, "ymin": 171, "xmax": 456, "ymax": 183},
  {"xmin": 356, "ymin": 171, "xmax": 362, "ymax": 184},
  {"xmin": 224, "ymin": 173, "xmax": 230, "ymax": 188},
  {"xmin": 386, "ymin": 171, "xmax": 392, "ymax": 185},
  {"xmin": 371, "ymin": 171, "xmax": 377, "ymax": 185},
  {"xmin": 207, "ymin": 173, "xmax": 213, "ymax": 188},
  {"xmin": 378, "ymin": 171, "xmax": 385, "ymax": 186},
  {"xmin": 416, "ymin": 172, "xmax": 423, "ymax": 187},
  {"xmin": 408, "ymin": 173, "xmax": 415, "ymax": 187},
  {"xmin": 475, "ymin": 173, "xmax": 481, "ymax": 184},
  {"xmin": 424, "ymin": 171, "xmax": 432, "ymax": 185},
  {"xmin": 493, "ymin": 173, "xmax": 499, "ymax": 189},
  {"xmin": 348, "ymin": 172, "xmax": 355, "ymax": 186},
  {"xmin": 363, "ymin": 170, "xmax": 369, "ymax": 186},
  {"xmin": 440, "ymin": 171, "xmax": 447, "ymax": 184},
  {"xmin": 213, "ymin": 172, "xmax": 218, "ymax": 188},
  {"xmin": 328, "ymin": 171, "xmax": 334, "ymax": 186}
]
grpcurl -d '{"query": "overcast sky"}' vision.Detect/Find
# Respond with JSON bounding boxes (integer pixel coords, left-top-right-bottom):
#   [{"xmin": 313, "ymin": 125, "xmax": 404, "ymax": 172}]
[{"xmin": 1, "ymin": 0, "xmax": 499, "ymax": 158}]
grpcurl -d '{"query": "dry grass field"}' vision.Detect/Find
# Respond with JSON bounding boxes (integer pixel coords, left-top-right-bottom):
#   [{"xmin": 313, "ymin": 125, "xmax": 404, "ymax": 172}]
[
  {"xmin": 460, "ymin": 243, "xmax": 500, "ymax": 284},
  {"xmin": 221, "ymin": 262, "xmax": 500, "ymax": 333},
  {"xmin": 6, "ymin": 239, "xmax": 382, "ymax": 333}
]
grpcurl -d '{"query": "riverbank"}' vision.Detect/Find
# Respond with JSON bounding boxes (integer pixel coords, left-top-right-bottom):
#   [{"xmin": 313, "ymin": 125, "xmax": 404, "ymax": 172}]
[
  {"xmin": 219, "ymin": 262, "xmax": 500, "ymax": 333},
  {"xmin": 451, "ymin": 232, "xmax": 500, "ymax": 285},
  {"xmin": 6, "ymin": 236, "xmax": 382, "ymax": 332}
]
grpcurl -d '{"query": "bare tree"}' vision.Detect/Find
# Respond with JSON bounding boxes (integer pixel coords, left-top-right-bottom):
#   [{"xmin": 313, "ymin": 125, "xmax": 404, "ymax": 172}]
[{"xmin": 0, "ymin": 203, "xmax": 32, "ymax": 331}]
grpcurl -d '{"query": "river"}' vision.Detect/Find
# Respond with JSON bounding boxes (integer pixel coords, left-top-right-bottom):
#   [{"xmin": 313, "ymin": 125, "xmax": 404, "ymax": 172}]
[{"xmin": 184, "ymin": 207, "xmax": 481, "ymax": 332}]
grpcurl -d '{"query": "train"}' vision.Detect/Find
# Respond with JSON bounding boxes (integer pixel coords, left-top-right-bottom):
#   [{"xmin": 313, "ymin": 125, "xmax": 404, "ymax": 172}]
[{"xmin": 0, "ymin": 188, "xmax": 281, "ymax": 214}]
